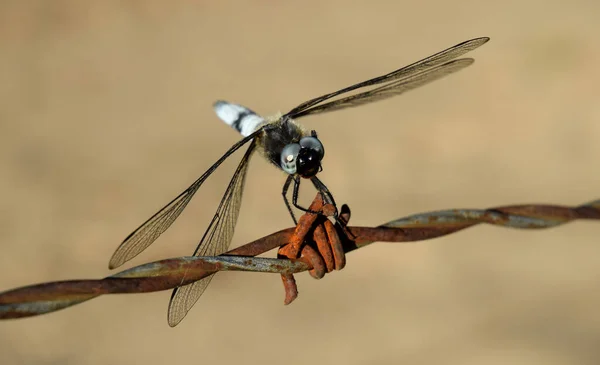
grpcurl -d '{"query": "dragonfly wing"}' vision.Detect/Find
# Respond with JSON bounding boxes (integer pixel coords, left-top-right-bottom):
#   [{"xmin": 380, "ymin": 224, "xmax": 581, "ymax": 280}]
[
  {"xmin": 286, "ymin": 37, "xmax": 489, "ymax": 118},
  {"xmin": 108, "ymin": 129, "xmax": 261, "ymax": 269},
  {"xmin": 167, "ymin": 139, "xmax": 257, "ymax": 327},
  {"xmin": 291, "ymin": 58, "xmax": 474, "ymax": 118}
]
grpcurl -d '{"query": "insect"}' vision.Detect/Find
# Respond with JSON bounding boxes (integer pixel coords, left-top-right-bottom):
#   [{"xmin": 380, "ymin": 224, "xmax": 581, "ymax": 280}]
[{"xmin": 108, "ymin": 37, "xmax": 489, "ymax": 326}]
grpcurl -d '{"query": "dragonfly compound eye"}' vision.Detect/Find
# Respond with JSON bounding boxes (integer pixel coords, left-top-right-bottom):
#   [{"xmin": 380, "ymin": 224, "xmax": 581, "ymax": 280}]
[
  {"xmin": 280, "ymin": 143, "xmax": 301, "ymax": 174},
  {"xmin": 299, "ymin": 136, "xmax": 324, "ymax": 160}
]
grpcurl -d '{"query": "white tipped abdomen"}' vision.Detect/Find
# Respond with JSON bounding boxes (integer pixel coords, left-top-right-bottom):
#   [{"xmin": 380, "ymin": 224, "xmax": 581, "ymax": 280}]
[{"xmin": 213, "ymin": 100, "xmax": 266, "ymax": 137}]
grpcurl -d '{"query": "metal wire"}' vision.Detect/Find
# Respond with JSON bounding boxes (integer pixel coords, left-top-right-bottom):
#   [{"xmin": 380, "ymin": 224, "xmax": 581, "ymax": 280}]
[{"xmin": 1, "ymin": 198, "xmax": 598, "ymax": 320}]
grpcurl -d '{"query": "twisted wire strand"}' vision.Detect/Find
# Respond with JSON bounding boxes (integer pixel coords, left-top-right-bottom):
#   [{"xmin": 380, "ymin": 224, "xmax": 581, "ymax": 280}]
[{"xmin": 1, "ymin": 199, "xmax": 598, "ymax": 320}]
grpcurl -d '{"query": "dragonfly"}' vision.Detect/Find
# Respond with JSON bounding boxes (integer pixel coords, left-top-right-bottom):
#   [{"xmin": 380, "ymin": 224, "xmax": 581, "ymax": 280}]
[{"xmin": 108, "ymin": 36, "xmax": 489, "ymax": 326}]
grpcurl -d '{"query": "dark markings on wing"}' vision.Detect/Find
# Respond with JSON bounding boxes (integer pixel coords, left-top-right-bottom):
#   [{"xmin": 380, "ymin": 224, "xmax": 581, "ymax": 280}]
[
  {"xmin": 290, "ymin": 58, "xmax": 474, "ymax": 118},
  {"xmin": 167, "ymin": 139, "xmax": 256, "ymax": 327},
  {"xmin": 108, "ymin": 129, "xmax": 262, "ymax": 270},
  {"xmin": 286, "ymin": 37, "xmax": 489, "ymax": 119}
]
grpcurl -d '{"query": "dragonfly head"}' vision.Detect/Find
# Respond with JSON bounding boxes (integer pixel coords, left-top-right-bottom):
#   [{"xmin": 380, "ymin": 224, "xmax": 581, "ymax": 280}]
[{"xmin": 280, "ymin": 131, "xmax": 324, "ymax": 178}]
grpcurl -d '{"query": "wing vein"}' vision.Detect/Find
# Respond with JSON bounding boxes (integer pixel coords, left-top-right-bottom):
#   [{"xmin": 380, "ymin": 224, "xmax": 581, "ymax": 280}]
[
  {"xmin": 286, "ymin": 37, "xmax": 489, "ymax": 118},
  {"xmin": 108, "ymin": 129, "xmax": 261, "ymax": 269},
  {"xmin": 293, "ymin": 58, "xmax": 475, "ymax": 117},
  {"xmin": 167, "ymin": 139, "xmax": 257, "ymax": 327}
]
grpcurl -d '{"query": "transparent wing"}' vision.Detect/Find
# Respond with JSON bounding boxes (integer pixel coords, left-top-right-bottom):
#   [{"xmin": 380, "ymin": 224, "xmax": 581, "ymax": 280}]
[
  {"xmin": 286, "ymin": 37, "xmax": 489, "ymax": 118},
  {"xmin": 291, "ymin": 58, "xmax": 474, "ymax": 118},
  {"xmin": 167, "ymin": 139, "xmax": 256, "ymax": 327},
  {"xmin": 108, "ymin": 129, "xmax": 261, "ymax": 270}
]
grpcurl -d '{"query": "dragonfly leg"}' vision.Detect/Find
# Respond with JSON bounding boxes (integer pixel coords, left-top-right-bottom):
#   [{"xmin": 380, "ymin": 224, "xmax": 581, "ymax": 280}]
[
  {"xmin": 282, "ymin": 174, "xmax": 298, "ymax": 225},
  {"xmin": 291, "ymin": 176, "xmax": 323, "ymax": 216},
  {"xmin": 310, "ymin": 176, "xmax": 340, "ymax": 222}
]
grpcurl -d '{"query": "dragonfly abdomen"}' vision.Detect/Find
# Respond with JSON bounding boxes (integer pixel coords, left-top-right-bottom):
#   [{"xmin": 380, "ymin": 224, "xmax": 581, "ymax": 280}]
[{"xmin": 214, "ymin": 101, "xmax": 266, "ymax": 137}]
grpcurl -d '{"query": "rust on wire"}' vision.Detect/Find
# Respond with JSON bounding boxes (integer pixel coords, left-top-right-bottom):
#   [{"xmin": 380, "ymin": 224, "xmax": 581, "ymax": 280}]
[
  {"xmin": 277, "ymin": 195, "xmax": 349, "ymax": 304},
  {"xmin": 1, "ymin": 194, "xmax": 599, "ymax": 321}
]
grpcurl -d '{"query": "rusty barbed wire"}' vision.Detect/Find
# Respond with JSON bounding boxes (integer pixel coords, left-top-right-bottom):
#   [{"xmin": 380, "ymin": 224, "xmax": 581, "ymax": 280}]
[{"xmin": 0, "ymin": 195, "xmax": 598, "ymax": 321}]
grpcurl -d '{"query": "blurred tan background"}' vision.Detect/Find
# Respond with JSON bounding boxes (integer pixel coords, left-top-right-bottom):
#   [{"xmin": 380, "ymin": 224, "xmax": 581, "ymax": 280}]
[{"xmin": 1, "ymin": 1, "xmax": 600, "ymax": 364}]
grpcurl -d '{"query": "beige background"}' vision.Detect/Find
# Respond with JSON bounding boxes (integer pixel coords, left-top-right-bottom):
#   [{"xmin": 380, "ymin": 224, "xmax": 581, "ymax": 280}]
[{"xmin": 1, "ymin": 1, "xmax": 600, "ymax": 364}]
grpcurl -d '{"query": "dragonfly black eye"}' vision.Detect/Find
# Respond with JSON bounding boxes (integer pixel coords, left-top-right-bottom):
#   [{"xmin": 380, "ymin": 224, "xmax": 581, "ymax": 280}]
[
  {"xmin": 296, "ymin": 136, "xmax": 325, "ymax": 178},
  {"xmin": 299, "ymin": 136, "xmax": 324, "ymax": 159},
  {"xmin": 280, "ymin": 143, "xmax": 301, "ymax": 174}
]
